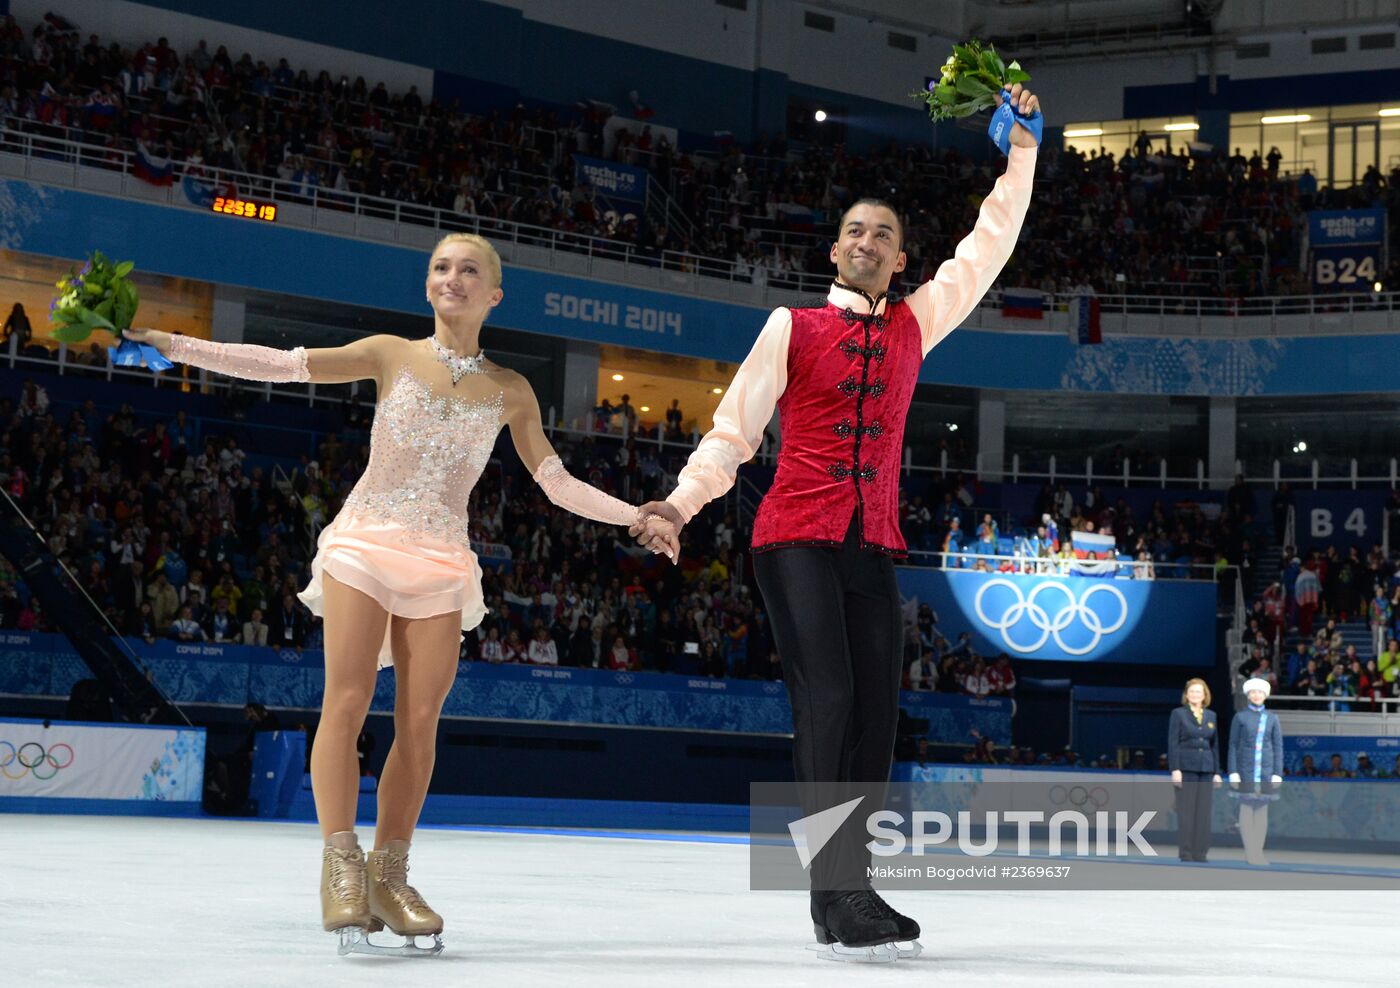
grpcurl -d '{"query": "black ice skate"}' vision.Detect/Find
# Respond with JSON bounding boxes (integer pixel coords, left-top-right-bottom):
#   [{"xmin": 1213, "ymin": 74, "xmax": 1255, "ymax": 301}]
[
  {"xmin": 806, "ymin": 890, "xmax": 902, "ymax": 963},
  {"xmin": 863, "ymin": 882, "xmax": 923, "ymax": 959}
]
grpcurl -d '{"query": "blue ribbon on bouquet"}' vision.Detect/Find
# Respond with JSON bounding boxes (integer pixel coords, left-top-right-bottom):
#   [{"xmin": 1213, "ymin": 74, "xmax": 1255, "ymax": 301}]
[
  {"xmin": 107, "ymin": 338, "xmax": 174, "ymax": 373},
  {"xmin": 989, "ymin": 88, "xmax": 1042, "ymax": 156}
]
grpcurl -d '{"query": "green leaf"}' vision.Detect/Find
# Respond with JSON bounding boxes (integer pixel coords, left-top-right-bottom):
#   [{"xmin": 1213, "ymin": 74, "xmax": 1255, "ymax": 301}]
[
  {"xmin": 956, "ymin": 74, "xmax": 994, "ymax": 97},
  {"xmin": 933, "ymin": 83, "xmax": 958, "ymax": 103},
  {"xmin": 990, "ymin": 50, "xmax": 1007, "ymax": 79},
  {"xmin": 114, "ymin": 260, "xmax": 135, "ymax": 278},
  {"xmin": 952, "ymin": 44, "xmax": 978, "ymax": 66},
  {"xmin": 52, "ymin": 323, "xmax": 94, "ymax": 343},
  {"xmin": 95, "ymin": 299, "xmax": 115, "ymax": 321},
  {"xmin": 1005, "ymin": 67, "xmax": 1031, "ymax": 84}
]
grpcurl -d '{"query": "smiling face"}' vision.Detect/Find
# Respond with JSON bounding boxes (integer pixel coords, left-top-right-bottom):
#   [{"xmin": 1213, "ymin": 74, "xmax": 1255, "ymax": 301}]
[
  {"xmin": 830, "ymin": 201, "xmax": 906, "ymax": 294},
  {"xmin": 426, "ymin": 238, "xmax": 503, "ymax": 325},
  {"xmin": 1185, "ymin": 682, "xmax": 1206, "ymax": 706}
]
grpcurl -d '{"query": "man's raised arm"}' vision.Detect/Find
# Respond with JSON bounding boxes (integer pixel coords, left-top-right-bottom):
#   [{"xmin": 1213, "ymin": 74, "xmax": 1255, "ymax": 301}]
[{"xmin": 908, "ymin": 143, "xmax": 1037, "ymax": 357}]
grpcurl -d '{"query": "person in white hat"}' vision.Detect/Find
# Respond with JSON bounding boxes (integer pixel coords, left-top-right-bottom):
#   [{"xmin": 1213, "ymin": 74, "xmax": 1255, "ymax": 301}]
[{"xmin": 1228, "ymin": 677, "xmax": 1284, "ymax": 865}]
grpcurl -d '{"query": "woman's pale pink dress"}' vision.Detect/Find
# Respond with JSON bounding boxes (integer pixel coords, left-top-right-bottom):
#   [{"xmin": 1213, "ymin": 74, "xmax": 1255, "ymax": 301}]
[{"xmin": 298, "ymin": 367, "xmax": 502, "ymax": 667}]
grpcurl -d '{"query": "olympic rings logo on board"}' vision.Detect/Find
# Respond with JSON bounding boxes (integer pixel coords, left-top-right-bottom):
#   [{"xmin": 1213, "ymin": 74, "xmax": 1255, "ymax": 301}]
[
  {"xmin": 1048, "ymin": 784, "xmax": 1110, "ymax": 810},
  {"xmin": 0, "ymin": 740, "xmax": 75, "ymax": 780},
  {"xmin": 973, "ymin": 579, "xmax": 1128, "ymax": 655}
]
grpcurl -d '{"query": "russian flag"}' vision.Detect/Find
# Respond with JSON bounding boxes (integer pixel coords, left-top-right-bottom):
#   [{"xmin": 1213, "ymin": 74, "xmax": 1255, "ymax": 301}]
[
  {"xmin": 133, "ymin": 141, "xmax": 174, "ymax": 186},
  {"xmin": 1001, "ymin": 286, "xmax": 1043, "ymax": 319},
  {"xmin": 1070, "ymin": 293, "xmax": 1102, "ymax": 344},
  {"xmin": 1071, "ymin": 530, "xmax": 1117, "ymax": 575}
]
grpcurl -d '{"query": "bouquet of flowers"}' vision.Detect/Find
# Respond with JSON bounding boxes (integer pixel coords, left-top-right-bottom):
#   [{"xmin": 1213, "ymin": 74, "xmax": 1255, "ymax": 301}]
[
  {"xmin": 49, "ymin": 251, "xmax": 170, "ymax": 370},
  {"xmin": 913, "ymin": 40, "xmax": 1029, "ymax": 121},
  {"xmin": 50, "ymin": 251, "xmax": 139, "ymax": 341}
]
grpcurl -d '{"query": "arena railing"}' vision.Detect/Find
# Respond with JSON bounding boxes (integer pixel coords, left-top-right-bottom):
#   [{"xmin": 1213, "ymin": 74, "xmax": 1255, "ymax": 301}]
[
  {"xmin": 902, "ymin": 549, "xmax": 1221, "ymax": 581},
  {"xmin": 7, "ymin": 121, "xmax": 1399, "ymax": 330}
]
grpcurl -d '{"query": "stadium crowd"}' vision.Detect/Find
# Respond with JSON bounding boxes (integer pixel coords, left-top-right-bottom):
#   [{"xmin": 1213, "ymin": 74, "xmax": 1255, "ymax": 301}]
[
  {"xmin": 0, "ymin": 374, "xmax": 1030, "ymax": 700},
  {"xmin": 4, "ymin": 10, "xmax": 1399, "ymax": 301}
]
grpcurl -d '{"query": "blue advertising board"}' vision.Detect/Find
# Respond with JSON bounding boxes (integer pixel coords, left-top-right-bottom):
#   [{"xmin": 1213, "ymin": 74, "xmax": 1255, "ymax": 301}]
[
  {"xmin": 0, "ymin": 632, "xmax": 1007, "ymax": 741},
  {"xmin": 896, "ymin": 569, "xmax": 1216, "ymax": 665}
]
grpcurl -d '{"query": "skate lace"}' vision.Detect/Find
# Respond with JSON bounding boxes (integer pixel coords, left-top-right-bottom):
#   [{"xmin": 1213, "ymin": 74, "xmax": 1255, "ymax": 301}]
[
  {"xmin": 380, "ymin": 851, "xmax": 430, "ymax": 911},
  {"xmin": 839, "ymin": 890, "xmax": 885, "ymax": 922},
  {"xmin": 326, "ymin": 847, "xmax": 367, "ymax": 904},
  {"xmin": 861, "ymin": 884, "xmax": 897, "ymax": 920}
]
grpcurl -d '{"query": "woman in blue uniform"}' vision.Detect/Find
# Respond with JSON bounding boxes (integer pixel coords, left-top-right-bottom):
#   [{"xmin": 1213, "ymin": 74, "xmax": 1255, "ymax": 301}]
[
  {"xmin": 1167, "ymin": 677, "xmax": 1222, "ymax": 861},
  {"xmin": 1228, "ymin": 677, "xmax": 1283, "ymax": 865}
]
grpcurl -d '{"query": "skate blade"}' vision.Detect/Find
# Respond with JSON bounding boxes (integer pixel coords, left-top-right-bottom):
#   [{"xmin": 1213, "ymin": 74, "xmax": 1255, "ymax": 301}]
[
  {"xmin": 337, "ymin": 927, "xmax": 444, "ymax": 958},
  {"xmin": 894, "ymin": 939, "xmax": 924, "ymax": 960},
  {"xmin": 805, "ymin": 940, "xmax": 899, "ymax": 964}
]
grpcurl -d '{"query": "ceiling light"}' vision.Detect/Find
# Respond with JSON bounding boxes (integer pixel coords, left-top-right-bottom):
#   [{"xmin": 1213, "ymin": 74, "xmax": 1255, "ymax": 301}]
[
  {"xmin": 814, "ymin": 109, "xmax": 828, "ymax": 123},
  {"xmin": 639, "ymin": 406, "xmax": 650, "ymax": 412},
  {"xmin": 1378, "ymin": 108, "xmax": 1400, "ymax": 117},
  {"xmin": 1163, "ymin": 122, "xmax": 1199, "ymax": 131},
  {"xmin": 1063, "ymin": 128, "xmax": 1104, "ymax": 138},
  {"xmin": 1260, "ymin": 114, "xmax": 1310, "ymax": 124},
  {"xmin": 712, "ymin": 387, "xmax": 724, "ymax": 394},
  {"xmin": 611, "ymin": 373, "xmax": 624, "ymax": 381}
]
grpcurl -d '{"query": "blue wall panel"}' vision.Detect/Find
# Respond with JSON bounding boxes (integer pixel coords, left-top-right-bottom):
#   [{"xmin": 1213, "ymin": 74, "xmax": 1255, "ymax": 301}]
[
  {"xmin": 895, "ymin": 568, "xmax": 1217, "ymax": 666},
  {"xmin": 6, "ymin": 179, "xmax": 1399, "ymax": 397}
]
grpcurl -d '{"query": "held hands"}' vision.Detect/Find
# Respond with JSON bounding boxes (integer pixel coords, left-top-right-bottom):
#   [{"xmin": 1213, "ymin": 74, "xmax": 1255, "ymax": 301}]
[
  {"xmin": 121, "ymin": 327, "xmax": 173, "ymax": 355},
  {"xmin": 995, "ymin": 84, "xmax": 1041, "ymax": 148},
  {"xmin": 630, "ymin": 500, "xmax": 685, "ymax": 566}
]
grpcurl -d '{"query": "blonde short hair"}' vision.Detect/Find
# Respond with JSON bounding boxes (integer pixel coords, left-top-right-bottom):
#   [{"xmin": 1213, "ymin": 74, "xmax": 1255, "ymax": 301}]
[
  {"xmin": 431, "ymin": 233, "xmax": 502, "ymax": 287},
  {"xmin": 1182, "ymin": 677, "xmax": 1212, "ymax": 707}
]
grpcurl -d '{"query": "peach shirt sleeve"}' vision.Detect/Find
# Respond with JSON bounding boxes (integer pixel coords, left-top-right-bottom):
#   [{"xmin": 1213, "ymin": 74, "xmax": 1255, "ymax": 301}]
[
  {"xmin": 666, "ymin": 307, "xmax": 792, "ymax": 523},
  {"xmin": 908, "ymin": 143, "xmax": 1038, "ymax": 356}
]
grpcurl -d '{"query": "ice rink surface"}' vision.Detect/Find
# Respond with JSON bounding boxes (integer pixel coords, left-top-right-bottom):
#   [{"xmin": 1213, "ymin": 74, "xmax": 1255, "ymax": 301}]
[{"xmin": 3, "ymin": 814, "xmax": 1396, "ymax": 987}]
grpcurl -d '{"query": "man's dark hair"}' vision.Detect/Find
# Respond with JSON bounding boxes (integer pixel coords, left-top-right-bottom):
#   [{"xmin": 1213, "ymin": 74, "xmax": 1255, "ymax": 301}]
[{"xmin": 838, "ymin": 198, "xmax": 904, "ymax": 250}]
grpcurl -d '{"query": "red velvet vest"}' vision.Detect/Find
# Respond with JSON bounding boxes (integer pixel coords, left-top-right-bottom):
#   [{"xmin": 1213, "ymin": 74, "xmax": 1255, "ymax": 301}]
[{"xmin": 750, "ymin": 293, "xmax": 922, "ymax": 556}]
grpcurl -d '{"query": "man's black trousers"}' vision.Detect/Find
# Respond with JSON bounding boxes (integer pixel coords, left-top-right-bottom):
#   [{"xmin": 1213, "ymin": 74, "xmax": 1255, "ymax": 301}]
[{"xmin": 753, "ymin": 516, "xmax": 904, "ymax": 891}]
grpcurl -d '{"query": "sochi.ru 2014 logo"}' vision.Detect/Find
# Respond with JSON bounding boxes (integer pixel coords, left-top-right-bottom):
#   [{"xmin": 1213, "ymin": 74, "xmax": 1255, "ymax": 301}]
[{"xmin": 0, "ymin": 741, "xmax": 75, "ymax": 780}]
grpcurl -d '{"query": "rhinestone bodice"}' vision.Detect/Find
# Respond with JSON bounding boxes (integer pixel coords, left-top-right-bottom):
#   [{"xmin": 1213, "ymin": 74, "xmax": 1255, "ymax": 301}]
[{"xmin": 340, "ymin": 366, "xmax": 504, "ymax": 548}]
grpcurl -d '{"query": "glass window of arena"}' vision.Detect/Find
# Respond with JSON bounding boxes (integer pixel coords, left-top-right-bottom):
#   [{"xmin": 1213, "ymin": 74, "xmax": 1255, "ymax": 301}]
[
  {"xmin": 1061, "ymin": 116, "xmax": 1201, "ymax": 159},
  {"xmin": 1228, "ymin": 102, "xmax": 1400, "ymax": 187}
]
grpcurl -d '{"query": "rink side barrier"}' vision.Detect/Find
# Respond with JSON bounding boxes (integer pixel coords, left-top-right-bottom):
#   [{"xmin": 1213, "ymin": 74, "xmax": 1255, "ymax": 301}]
[
  {"xmin": 0, "ymin": 632, "xmax": 1010, "ymax": 743},
  {"xmin": 0, "ymin": 716, "xmax": 206, "ymax": 817}
]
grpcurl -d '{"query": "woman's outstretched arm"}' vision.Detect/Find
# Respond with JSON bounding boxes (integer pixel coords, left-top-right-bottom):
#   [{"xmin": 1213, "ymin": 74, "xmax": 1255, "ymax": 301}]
[
  {"xmin": 501, "ymin": 371, "xmax": 677, "ymax": 560},
  {"xmin": 122, "ymin": 328, "xmax": 393, "ymax": 385}
]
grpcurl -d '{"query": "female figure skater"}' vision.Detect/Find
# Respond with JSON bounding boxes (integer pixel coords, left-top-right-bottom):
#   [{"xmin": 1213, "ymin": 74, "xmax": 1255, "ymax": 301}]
[
  {"xmin": 1167, "ymin": 677, "xmax": 1223, "ymax": 862},
  {"xmin": 124, "ymin": 233, "xmax": 675, "ymax": 956},
  {"xmin": 1228, "ymin": 677, "xmax": 1283, "ymax": 865}
]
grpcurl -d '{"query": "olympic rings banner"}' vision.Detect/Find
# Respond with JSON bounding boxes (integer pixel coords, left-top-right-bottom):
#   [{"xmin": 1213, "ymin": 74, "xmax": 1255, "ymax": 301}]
[
  {"xmin": 0, "ymin": 717, "xmax": 205, "ymax": 803},
  {"xmin": 895, "ymin": 568, "xmax": 1216, "ymax": 665}
]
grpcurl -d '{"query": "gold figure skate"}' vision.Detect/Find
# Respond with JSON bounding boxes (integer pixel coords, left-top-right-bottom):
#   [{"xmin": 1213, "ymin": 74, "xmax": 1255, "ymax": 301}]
[
  {"xmin": 321, "ymin": 840, "xmax": 372, "ymax": 936},
  {"xmin": 356, "ymin": 840, "xmax": 444, "ymax": 957}
]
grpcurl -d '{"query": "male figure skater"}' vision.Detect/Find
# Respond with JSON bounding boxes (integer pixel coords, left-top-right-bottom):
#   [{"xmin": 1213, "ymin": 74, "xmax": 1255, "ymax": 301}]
[{"xmin": 635, "ymin": 85, "xmax": 1042, "ymax": 959}]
